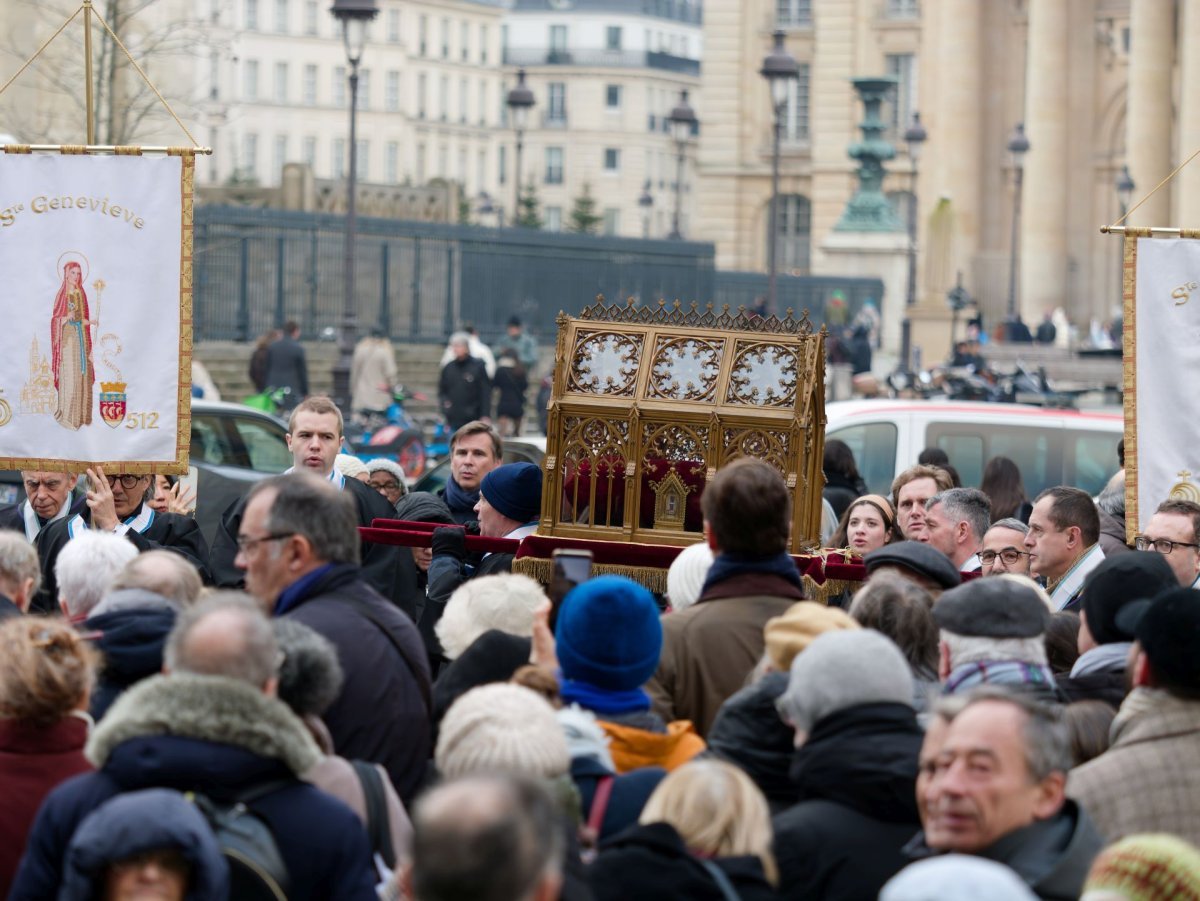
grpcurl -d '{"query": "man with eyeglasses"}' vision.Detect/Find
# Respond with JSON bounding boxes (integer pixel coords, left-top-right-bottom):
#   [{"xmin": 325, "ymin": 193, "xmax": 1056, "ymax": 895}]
[
  {"xmin": 1135, "ymin": 499, "xmax": 1200, "ymax": 587},
  {"xmin": 0, "ymin": 471, "xmax": 86, "ymax": 542},
  {"xmin": 979, "ymin": 518, "xmax": 1033, "ymax": 577},
  {"xmin": 33, "ymin": 466, "xmax": 211, "ymax": 614}
]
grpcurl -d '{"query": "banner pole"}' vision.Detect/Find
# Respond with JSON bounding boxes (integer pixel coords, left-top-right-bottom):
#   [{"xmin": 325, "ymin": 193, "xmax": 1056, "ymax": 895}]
[{"xmin": 83, "ymin": 0, "xmax": 95, "ymax": 144}]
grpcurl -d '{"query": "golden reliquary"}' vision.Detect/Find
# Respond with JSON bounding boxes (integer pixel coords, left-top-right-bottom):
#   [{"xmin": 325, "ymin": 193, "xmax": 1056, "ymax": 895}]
[{"xmin": 539, "ymin": 297, "xmax": 827, "ymax": 553}]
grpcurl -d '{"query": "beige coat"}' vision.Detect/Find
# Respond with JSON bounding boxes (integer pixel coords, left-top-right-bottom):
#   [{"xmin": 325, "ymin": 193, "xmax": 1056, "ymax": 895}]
[
  {"xmin": 351, "ymin": 337, "xmax": 398, "ymax": 413},
  {"xmin": 1067, "ymin": 688, "xmax": 1200, "ymax": 845}
]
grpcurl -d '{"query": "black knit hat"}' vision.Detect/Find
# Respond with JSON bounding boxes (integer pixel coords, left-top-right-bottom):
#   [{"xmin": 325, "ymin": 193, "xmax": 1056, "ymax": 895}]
[
  {"xmin": 394, "ymin": 491, "xmax": 455, "ymax": 524},
  {"xmin": 1081, "ymin": 552, "xmax": 1177, "ymax": 645},
  {"xmin": 1115, "ymin": 588, "xmax": 1200, "ymax": 692}
]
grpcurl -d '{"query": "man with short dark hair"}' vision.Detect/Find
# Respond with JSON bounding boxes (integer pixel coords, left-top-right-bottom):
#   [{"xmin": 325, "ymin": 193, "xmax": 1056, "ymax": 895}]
[
  {"xmin": 980, "ymin": 518, "xmax": 1032, "ymax": 576},
  {"xmin": 0, "ymin": 470, "xmax": 83, "ymax": 541},
  {"xmin": 236, "ymin": 472, "xmax": 430, "ymax": 803},
  {"xmin": 891, "ymin": 465, "xmax": 955, "ymax": 541},
  {"xmin": 439, "ymin": 333, "xmax": 491, "ymax": 432},
  {"xmin": 12, "ymin": 594, "xmax": 378, "ymax": 900},
  {"xmin": 405, "ymin": 776, "xmax": 564, "ymax": 901},
  {"xmin": 1025, "ymin": 486, "xmax": 1104, "ymax": 611},
  {"xmin": 264, "ymin": 319, "xmax": 308, "ymax": 410},
  {"xmin": 440, "ymin": 420, "xmax": 503, "ymax": 524},
  {"xmin": 1068, "ymin": 587, "xmax": 1200, "ymax": 844},
  {"xmin": 1136, "ymin": 498, "xmax": 1200, "ymax": 587},
  {"xmin": 919, "ymin": 488, "xmax": 991, "ymax": 572},
  {"xmin": 647, "ymin": 458, "xmax": 804, "ymax": 735},
  {"xmin": 915, "ymin": 688, "xmax": 1102, "ymax": 898}
]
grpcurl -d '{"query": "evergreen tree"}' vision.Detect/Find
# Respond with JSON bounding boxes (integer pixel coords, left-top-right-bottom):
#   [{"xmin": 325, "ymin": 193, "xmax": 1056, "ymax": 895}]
[
  {"xmin": 567, "ymin": 183, "xmax": 602, "ymax": 235},
  {"xmin": 515, "ymin": 179, "xmax": 543, "ymax": 229}
]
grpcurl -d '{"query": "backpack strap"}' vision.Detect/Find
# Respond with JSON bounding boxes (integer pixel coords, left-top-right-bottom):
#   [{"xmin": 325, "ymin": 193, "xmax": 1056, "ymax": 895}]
[
  {"xmin": 339, "ymin": 595, "xmax": 432, "ymax": 717},
  {"xmin": 586, "ymin": 776, "xmax": 614, "ymax": 837},
  {"xmin": 352, "ymin": 759, "xmax": 396, "ymax": 870},
  {"xmin": 698, "ymin": 859, "xmax": 743, "ymax": 901}
]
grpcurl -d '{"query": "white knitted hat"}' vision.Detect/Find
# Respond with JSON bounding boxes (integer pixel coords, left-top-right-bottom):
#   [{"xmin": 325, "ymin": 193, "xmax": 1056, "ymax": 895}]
[
  {"xmin": 666, "ymin": 542, "xmax": 715, "ymax": 611},
  {"xmin": 436, "ymin": 683, "xmax": 569, "ymax": 780}
]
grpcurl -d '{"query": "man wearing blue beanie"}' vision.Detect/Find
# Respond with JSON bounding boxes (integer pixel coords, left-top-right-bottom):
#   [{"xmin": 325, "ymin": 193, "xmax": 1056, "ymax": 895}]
[{"xmin": 424, "ymin": 463, "xmax": 543, "ymax": 671}]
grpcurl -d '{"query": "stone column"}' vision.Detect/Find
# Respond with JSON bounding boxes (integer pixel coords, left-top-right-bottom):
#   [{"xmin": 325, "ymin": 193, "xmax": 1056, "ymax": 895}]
[
  {"xmin": 1177, "ymin": 0, "xmax": 1200, "ymax": 225},
  {"xmin": 1127, "ymin": 0, "xmax": 1175, "ymax": 227},
  {"xmin": 1019, "ymin": 0, "xmax": 1069, "ymax": 325}
]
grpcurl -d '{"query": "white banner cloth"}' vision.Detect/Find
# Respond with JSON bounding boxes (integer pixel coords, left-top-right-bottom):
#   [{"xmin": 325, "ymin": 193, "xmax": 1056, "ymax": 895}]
[{"xmin": 0, "ymin": 152, "xmax": 190, "ymax": 471}]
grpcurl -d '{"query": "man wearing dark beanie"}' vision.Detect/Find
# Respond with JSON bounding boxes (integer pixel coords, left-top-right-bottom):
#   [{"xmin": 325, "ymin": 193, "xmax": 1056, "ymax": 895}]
[
  {"xmin": 423, "ymin": 463, "xmax": 543, "ymax": 669},
  {"xmin": 1057, "ymin": 552, "xmax": 1177, "ymax": 707},
  {"xmin": 646, "ymin": 458, "xmax": 805, "ymax": 736}
]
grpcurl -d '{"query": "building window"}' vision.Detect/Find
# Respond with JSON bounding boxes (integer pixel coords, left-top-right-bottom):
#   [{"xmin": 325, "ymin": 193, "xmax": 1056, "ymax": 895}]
[
  {"xmin": 603, "ymin": 208, "xmax": 620, "ymax": 235},
  {"xmin": 769, "ymin": 194, "xmax": 811, "ymax": 273},
  {"xmin": 887, "ymin": 190, "xmax": 915, "ymax": 227},
  {"xmin": 333, "ymin": 66, "xmax": 346, "ymax": 107},
  {"xmin": 477, "ymin": 149, "xmax": 486, "ymax": 191},
  {"xmin": 302, "ymin": 136, "xmax": 316, "ymax": 166},
  {"xmin": 358, "ymin": 68, "xmax": 370, "ymax": 110},
  {"xmin": 545, "ymin": 147, "xmax": 564, "ymax": 184},
  {"xmin": 547, "ymin": 82, "xmax": 566, "ymax": 123},
  {"xmin": 385, "ymin": 70, "xmax": 400, "ymax": 111},
  {"xmin": 886, "ymin": 0, "xmax": 920, "ymax": 18},
  {"xmin": 886, "ymin": 53, "xmax": 917, "ymax": 140},
  {"xmin": 459, "ymin": 77, "xmax": 468, "ymax": 123},
  {"xmin": 606, "ymin": 84, "xmax": 621, "ymax": 109},
  {"xmin": 440, "ymin": 18, "xmax": 449, "ymax": 58},
  {"xmin": 549, "ymin": 24, "xmax": 568, "ymax": 59},
  {"xmin": 304, "ymin": 0, "xmax": 317, "ymax": 35},
  {"xmin": 439, "ymin": 75, "xmax": 449, "ymax": 121},
  {"xmin": 604, "ymin": 148, "xmax": 620, "ymax": 172},
  {"xmin": 416, "ymin": 143, "xmax": 426, "ymax": 182},
  {"xmin": 458, "ymin": 148, "xmax": 467, "ymax": 182},
  {"xmin": 242, "ymin": 132, "xmax": 259, "ymax": 180},
  {"xmin": 357, "ymin": 139, "xmax": 369, "ymax": 180},
  {"xmin": 782, "ymin": 63, "xmax": 810, "ymax": 141},
  {"xmin": 243, "ymin": 60, "xmax": 259, "ymax": 100},
  {"xmin": 417, "ymin": 73, "xmax": 427, "ymax": 118},
  {"xmin": 461, "ymin": 21, "xmax": 469, "ymax": 61},
  {"xmin": 499, "ymin": 145, "xmax": 507, "ymax": 185},
  {"xmin": 387, "ymin": 8, "xmax": 400, "ymax": 42},
  {"xmin": 302, "ymin": 64, "xmax": 317, "ymax": 105},
  {"xmin": 274, "ymin": 62, "xmax": 288, "ymax": 103},
  {"xmin": 419, "ymin": 15, "xmax": 427, "ymax": 55},
  {"xmin": 245, "ymin": 0, "xmax": 258, "ymax": 30},
  {"xmin": 776, "ymin": 0, "xmax": 811, "ymax": 27},
  {"xmin": 606, "ymin": 26, "xmax": 622, "ymax": 50},
  {"xmin": 437, "ymin": 143, "xmax": 447, "ymax": 177},
  {"xmin": 274, "ymin": 0, "xmax": 287, "ymax": 32},
  {"xmin": 386, "ymin": 142, "xmax": 399, "ymax": 183},
  {"xmin": 478, "ymin": 79, "xmax": 488, "ymax": 124},
  {"xmin": 545, "ymin": 206, "xmax": 563, "ymax": 232},
  {"xmin": 273, "ymin": 134, "xmax": 287, "ymax": 181},
  {"xmin": 480, "ymin": 25, "xmax": 489, "ymax": 63},
  {"xmin": 332, "ymin": 137, "xmax": 345, "ymax": 178}
]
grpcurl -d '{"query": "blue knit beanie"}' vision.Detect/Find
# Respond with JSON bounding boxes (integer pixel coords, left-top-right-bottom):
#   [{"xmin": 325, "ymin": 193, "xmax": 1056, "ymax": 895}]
[
  {"xmin": 480, "ymin": 462, "xmax": 543, "ymax": 524},
  {"xmin": 555, "ymin": 575, "xmax": 663, "ymax": 692}
]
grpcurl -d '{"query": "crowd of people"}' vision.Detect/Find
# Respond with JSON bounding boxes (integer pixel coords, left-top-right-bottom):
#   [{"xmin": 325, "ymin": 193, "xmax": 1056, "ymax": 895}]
[{"xmin": 0, "ymin": 397, "xmax": 1198, "ymax": 900}]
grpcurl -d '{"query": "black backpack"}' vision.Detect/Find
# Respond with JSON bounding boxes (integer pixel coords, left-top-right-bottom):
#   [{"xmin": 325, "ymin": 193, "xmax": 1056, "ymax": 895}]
[{"xmin": 185, "ymin": 781, "xmax": 292, "ymax": 900}]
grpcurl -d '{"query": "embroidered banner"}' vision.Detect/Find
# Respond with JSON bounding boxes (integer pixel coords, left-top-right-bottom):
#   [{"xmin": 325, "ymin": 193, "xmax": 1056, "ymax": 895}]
[
  {"xmin": 0, "ymin": 150, "xmax": 193, "ymax": 473},
  {"xmin": 1126, "ymin": 234, "xmax": 1200, "ymax": 537}
]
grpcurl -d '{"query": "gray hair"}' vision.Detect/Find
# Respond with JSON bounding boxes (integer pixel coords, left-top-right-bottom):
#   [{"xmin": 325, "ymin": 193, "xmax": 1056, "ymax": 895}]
[
  {"xmin": 1096, "ymin": 472, "xmax": 1126, "ymax": 518},
  {"xmin": 108, "ymin": 550, "xmax": 203, "ymax": 608},
  {"xmin": 55, "ymin": 531, "xmax": 140, "ymax": 618},
  {"xmin": 987, "ymin": 517, "xmax": 1029, "ymax": 537},
  {"xmin": 956, "ymin": 686, "xmax": 1072, "ymax": 782},
  {"xmin": 448, "ymin": 331, "xmax": 471, "ymax": 347},
  {"xmin": 273, "ymin": 618, "xmax": 344, "ymax": 717},
  {"xmin": 248, "ymin": 472, "xmax": 360, "ymax": 565},
  {"xmin": 164, "ymin": 593, "xmax": 280, "ymax": 689},
  {"xmin": 435, "ymin": 573, "xmax": 548, "ymax": 660},
  {"xmin": 927, "ymin": 488, "xmax": 992, "ymax": 542},
  {"xmin": 848, "ymin": 571, "xmax": 938, "ymax": 676},
  {"xmin": 941, "ymin": 631, "xmax": 1048, "ymax": 670},
  {"xmin": 0, "ymin": 532, "xmax": 41, "ymax": 599}
]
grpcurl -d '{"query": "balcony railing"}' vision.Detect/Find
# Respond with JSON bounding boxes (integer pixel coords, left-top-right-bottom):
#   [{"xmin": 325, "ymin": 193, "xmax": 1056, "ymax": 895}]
[{"xmin": 504, "ymin": 47, "xmax": 700, "ymax": 76}]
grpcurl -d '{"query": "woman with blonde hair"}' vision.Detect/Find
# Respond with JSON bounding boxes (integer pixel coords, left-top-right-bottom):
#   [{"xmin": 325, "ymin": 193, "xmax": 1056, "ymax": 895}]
[
  {"xmin": 587, "ymin": 759, "xmax": 777, "ymax": 900},
  {"xmin": 0, "ymin": 618, "xmax": 98, "ymax": 894}
]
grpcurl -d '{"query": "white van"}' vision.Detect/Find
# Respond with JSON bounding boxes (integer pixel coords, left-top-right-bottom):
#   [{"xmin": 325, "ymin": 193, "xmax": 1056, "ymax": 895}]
[{"xmin": 824, "ymin": 400, "xmax": 1123, "ymax": 498}]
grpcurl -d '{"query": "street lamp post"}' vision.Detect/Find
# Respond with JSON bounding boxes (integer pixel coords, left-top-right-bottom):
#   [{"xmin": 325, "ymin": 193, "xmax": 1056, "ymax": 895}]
[
  {"xmin": 1005, "ymin": 122, "xmax": 1030, "ymax": 326},
  {"xmin": 506, "ymin": 70, "xmax": 535, "ymax": 222},
  {"xmin": 638, "ymin": 179, "xmax": 654, "ymax": 239},
  {"xmin": 667, "ymin": 89, "xmax": 697, "ymax": 240},
  {"xmin": 330, "ymin": 0, "xmax": 378, "ymax": 412},
  {"xmin": 899, "ymin": 111, "xmax": 927, "ymax": 372},
  {"xmin": 760, "ymin": 31, "xmax": 799, "ymax": 311}
]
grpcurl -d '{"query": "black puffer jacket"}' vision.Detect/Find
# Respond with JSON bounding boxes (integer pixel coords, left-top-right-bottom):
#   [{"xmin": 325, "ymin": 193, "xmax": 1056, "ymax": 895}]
[
  {"xmin": 705, "ymin": 672, "xmax": 794, "ymax": 813},
  {"xmin": 772, "ymin": 702, "xmax": 923, "ymax": 901}
]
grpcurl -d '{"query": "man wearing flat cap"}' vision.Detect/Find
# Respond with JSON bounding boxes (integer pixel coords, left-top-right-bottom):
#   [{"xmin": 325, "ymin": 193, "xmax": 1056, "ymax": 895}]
[
  {"xmin": 1056, "ymin": 552, "xmax": 1176, "ymax": 708},
  {"xmin": 864, "ymin": 541, "xmax": 961, "ymax": 598},
  {"xmin": 933, "ymin": 578, "xmax": 1062, "ymax": 702},
  {"xmin": 1068, "ymin": 587, "xmax": 1200, "ymax": 845},
  {"xmin": 423, "ymin": 462, "xmax": 543, "ymax": 669}
]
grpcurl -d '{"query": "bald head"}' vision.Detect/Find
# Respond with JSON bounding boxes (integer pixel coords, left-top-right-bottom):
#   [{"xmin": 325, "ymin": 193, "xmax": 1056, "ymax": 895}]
[
  {"xmin": 163, "ymin": 593, "xmax": 279, "ymax": 691},
  {"xmin": 110, "ymin": 550, "xmax": 204, "ymax": 608}
]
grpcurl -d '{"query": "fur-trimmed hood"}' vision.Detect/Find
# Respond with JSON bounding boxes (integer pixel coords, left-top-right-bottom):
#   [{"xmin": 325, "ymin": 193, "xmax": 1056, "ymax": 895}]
[{"xmin": 86, "ymin": 673, "xmax": 321, "ymax": 775}]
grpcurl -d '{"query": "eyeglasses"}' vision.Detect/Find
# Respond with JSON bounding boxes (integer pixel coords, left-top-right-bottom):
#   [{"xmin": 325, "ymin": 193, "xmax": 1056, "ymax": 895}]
[
  {"xmin": 235, "ymin": 532, "xmax": 296, "ymax": 553},
  {"xmin": 1135, "ymin": 536, "xmax": 1200, "ymax": 555},
  {"xmin": 370, "ymin": 480, "xmax": 400, "ymax": 492},
  {"xmin": 106, "ymin": 474, "xmax": 144, "ymax": 489},
  {"xmin": 979, "ymin": 548, "xmax": 1032, "ymax": 566}
]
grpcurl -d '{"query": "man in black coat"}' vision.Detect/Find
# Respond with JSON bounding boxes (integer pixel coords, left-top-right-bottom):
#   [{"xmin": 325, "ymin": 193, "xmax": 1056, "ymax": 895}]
[
  {"xmin": 35, "ymin": 467, "xmax": 210, "ymax": 615},
  {"xmin": 0, "ymin": 470, "xmax": 85, "ymax": 542},
  {"xmin": 772, "ymin": 629, "xmax": 925, "ymax": 900},
  {"xmin": 209, "ymin": 396, "xmax": 402, "ymax": 600},
  {"xmin": 264, "ymin": 319, "xmax": 308, "ymax": 410},
  {"xmin": 236, "ymin": 470, "xmax": 431, "ymax": 803},
  {"xmin": 438, "ymin": 333, "xmax": 491, "ymax": 432}
]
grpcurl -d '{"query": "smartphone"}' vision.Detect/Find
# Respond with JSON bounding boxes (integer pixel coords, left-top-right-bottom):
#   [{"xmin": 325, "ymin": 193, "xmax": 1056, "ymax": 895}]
[{"xmin": 549, "ymin": 549, "xmax": 594, "ymax": 628}]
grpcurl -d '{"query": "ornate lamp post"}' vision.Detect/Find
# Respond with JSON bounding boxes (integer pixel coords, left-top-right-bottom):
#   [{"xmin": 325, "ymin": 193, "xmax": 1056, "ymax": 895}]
[
  {"xmin": 667, "ymin": 89, "xmax": 697, "ymax": 240},
  {"xmin": 899, "ymin": 111, "xmax": 927, "ymax": 371},
  {"xmin": 638, "ymin": 179, "xmax": 654, "ymax": 238},
  {"xmin": 506, "ymin": 69, "xmax": 535, "ymax": 220},
  {"xmin": 1005, "ymin": 122, "xmax": 1030, "ymax": 323},
  {"xmin": 760, "ymin": 31, "xmax": 799, "ymax": 310},
  {"xmin": 330, "ymin": 0, "xmax": 378, "ymax": 410}
]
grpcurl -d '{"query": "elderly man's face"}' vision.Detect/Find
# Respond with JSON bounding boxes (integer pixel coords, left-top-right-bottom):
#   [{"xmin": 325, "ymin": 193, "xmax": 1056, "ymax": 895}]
[
  {"xmin": 22, "ymin": 471, "xmax": 73, "ymax": 519},
  {"xmin": 919, "ymin": 501, "xmax": 960, "ymax": 560},
  {"xmin": 452, "ymin": 339, "xmax": 470, "ymax": 360},
  {"xmin": 916, "ymin": 714, "xmax": 951, "ymax": 829},
  {"xmin": 980, "ymin": 527, "xmax": 1032, "ymax": 576},
  {"xmin": 925, "ymin": 701, "xmax": 1063, "ymax": 853},
  {"xmin": 234, "ymin": 489, "xmax": 293, "ymax": 607},
  {"xmin": 111, "ymin": 475, "xmax": 151, "ymax": 520},
  {"xmin": 897, "ymin": 477, "xmax": 939, "ymax": 540},
  {"xmin": 474, "ymin": 493, "xmax": 513, "ymax": 538}
]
